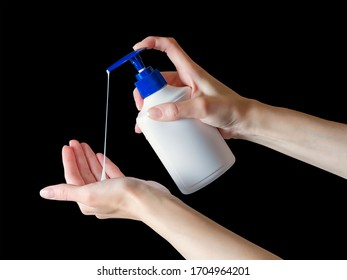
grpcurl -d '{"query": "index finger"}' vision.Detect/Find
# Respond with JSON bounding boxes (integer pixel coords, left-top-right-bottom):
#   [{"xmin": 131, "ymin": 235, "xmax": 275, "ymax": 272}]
[{"xmin": 132, "ymin": 36, "xmax": 196, "ymax": 84}]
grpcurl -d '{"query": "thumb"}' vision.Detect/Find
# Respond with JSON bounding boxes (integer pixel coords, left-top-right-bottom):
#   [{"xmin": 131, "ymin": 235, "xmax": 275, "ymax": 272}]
[
  {"xmin": 40, "ymin": 184, "xmax": 85, "ymax": 202},
  {"xmin": 147, "ymin": 98, "xmax": 203, "ymax": 121}
]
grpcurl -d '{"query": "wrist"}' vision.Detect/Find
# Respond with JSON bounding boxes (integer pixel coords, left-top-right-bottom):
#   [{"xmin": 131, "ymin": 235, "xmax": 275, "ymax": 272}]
[
  {"xmin": 230, "ymin": 98, "xmax": 264, "ymax": 140},
  {"xmin": 121, "ymin": 178, "xmax": 175, "ymax": 221},
  {"xmin": 239, "ymin": 99, "xmax": 293, "ymax": 147}
]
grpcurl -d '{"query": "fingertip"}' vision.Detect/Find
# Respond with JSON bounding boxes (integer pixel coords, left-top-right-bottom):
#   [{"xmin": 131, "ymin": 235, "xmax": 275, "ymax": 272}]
[
  {"xmin": 96, "ymin": 152, "xmax": 104, "ymax": 158},
  {"xmin": 62, "ymin": 145, "xmax": 69, "ymax": 152},
  {"xmin": 62, "ymin": 144, "xmax": 75, "ymax": 157},
  {"xmin": 133, "ymin": 40, "xmax": 143, "ymax": 50},
  {"xmin": 80, "ymin": 142, "xmax": 90, "ymax": 149},
  {"xmin": 135, "ymin": 124, "xmax": 142, "ymax": 134},
  {"xmin": 147, "ymin": 107, "xmax": 163, "ymax": 119},
  {"xmin": 40, "ymin": 187, "xmax": 55, "ymax": 199},
  {"xmin": 69, "ymin": 139, "xmax": 80, "ymax": 146},
  {"xmin": 96, "ymin": 153, "xmax": 105, "ymax": 163}
]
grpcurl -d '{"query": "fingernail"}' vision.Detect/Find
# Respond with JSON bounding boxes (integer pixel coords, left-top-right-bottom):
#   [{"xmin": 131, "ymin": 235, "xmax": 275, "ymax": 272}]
[
  {"xmin": 40, "ymin": 188, "xmax": 54, "ymax": 199},
  {"xmin": 147, "ymin": 107, "xmax": 162, "ymax": 119}
]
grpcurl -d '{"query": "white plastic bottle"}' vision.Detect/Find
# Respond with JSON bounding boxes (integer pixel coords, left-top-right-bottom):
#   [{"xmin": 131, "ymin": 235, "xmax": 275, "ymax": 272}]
[{"xmin": 107, "ymin": 48, "xmax": 235, "ymax": 194}]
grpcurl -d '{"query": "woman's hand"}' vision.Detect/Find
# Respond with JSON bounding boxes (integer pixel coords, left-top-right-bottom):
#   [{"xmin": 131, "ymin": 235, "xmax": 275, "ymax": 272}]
[
  {"xmin": 132, "ymin": 36, "xmax": 252, "ymax": 140},
  {"xmin": 39, "ymin": 139, "xmax": 280, "ymax": 259},
  {"xmin": 39, "ymin": 139, "xmax": 170, "ymax": 220}
]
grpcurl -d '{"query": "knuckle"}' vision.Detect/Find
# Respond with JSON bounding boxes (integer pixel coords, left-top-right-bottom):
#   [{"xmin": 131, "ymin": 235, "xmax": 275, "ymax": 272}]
[{"xmin": 168, "ymin": 103, "xmax": 180, "ymax": 120}]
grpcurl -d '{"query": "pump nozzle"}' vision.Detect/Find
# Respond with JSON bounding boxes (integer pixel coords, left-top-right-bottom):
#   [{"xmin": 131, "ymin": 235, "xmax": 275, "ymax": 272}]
[
  {"xmin": 107, "ymin": 48, "xmax": 146, "ymax": 73},
  {"xmin": 106, "ymin": 48, "xmax": 167, "ymax": 99}
]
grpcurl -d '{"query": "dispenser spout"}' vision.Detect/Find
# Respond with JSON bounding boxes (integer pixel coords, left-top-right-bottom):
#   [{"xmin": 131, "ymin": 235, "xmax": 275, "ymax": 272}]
[
  {"xmin": 107, "ymin": 48, "xmax": 147, "ymax": 73},
  {"xmin": 106, "ymin": 47, "xmax": 167, "ymax": 99}
]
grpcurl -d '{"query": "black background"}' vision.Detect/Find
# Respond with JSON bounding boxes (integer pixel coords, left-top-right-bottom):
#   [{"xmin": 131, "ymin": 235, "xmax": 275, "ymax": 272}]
[{"xmin": 1, "ymin": 2, "xmax": 346, "ymax": 260}]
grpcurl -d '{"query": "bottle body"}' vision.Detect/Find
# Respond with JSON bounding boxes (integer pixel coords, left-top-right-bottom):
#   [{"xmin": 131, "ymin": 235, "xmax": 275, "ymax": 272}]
[{"xmin": 136, "ymin": 84, "xmax": 235, "ymax": 194}]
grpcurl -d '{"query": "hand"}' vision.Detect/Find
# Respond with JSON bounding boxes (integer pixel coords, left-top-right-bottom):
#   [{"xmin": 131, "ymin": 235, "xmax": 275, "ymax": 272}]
[
  {"xmin": 39, "ymin": 140, "xmax": 281, "ymax": 259},
  {"xmin": 132, "ymin": 36, "xmax": 252, "ymax": 139},
  {"xmin": 39, "ymin": 140, "xmax": 170, "ymax": 220}
]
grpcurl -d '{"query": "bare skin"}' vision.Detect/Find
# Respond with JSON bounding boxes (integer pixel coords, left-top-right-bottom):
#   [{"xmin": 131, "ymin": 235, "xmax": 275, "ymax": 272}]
[
  {"xmin": 40, "ymin": 140, "xmax": 280, "ymax": 260},
  {"xmin": 40, "ymin": 36, "xmax": 346, "ymax": 260},
  {"xmin": 133, "ymin": 36, "xmax": 347, "ymax": 179}
]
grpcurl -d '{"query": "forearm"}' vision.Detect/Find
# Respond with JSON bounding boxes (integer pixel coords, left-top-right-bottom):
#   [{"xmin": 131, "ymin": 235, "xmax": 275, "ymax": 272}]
[
  {"xmin": 242, "ymin": 100, "xmax": 347, "ymax": 179},
  {"xmin": 134, "ymin": 188, "xmax": 281, "ymax": 260}
]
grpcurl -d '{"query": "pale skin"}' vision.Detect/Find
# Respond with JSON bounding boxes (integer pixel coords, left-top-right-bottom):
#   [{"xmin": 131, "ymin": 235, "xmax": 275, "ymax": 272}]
[{"xmin": 40, "ymin": 36, "xmax": 347, "ymax": 260}]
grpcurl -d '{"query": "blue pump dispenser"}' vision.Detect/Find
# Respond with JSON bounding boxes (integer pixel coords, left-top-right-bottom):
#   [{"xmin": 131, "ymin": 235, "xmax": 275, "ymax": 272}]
[
  {"xmin": 107, "ymin": 48, "xmax": 167, "ymax": 99},
  {"xmin": 106, "ymin": 47, "xmax": 235, "ymax": 194}
]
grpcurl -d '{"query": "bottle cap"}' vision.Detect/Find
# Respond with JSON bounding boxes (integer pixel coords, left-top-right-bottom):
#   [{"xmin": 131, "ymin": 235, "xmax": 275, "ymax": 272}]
[{"xmin": 107, "ymin": 48, "xmax": 167, "ymax": 98}]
